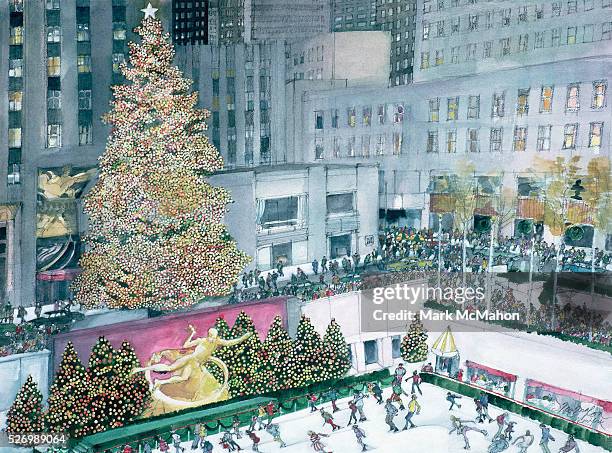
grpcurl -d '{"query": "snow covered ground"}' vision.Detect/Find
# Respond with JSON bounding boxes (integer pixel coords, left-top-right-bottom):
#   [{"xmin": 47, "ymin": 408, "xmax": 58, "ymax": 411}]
[{"xmin": 151, "ymin": 385, "xmax": 607, "ymax": 453}]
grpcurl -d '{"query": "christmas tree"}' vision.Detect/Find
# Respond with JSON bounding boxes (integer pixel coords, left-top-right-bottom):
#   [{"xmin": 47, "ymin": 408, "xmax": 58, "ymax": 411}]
[
  {"xmin": 45, "ymin": 342, "xmax": 90, "ymax": 437},
  {"xmin": 320, "ymin": 318, "xmax": 351, "ymax": 380},
  {"xmin": 401, "ymin": 318, "xmax": 428, "ymax": 363},
  {"xmin": 210, "ymin": 315, "xmax": 233, "ymax": 383},
  {"xmin": 72, "ymin": 15, "xmax": 249, "ymax": 311},
  {"xmin": 6, "ymin": 375, "xmax": 44, "ymax": 437},
  {"xmin": 259, "ymin": 316, "xmax": 295, "ymax": 391},
  {"xmin": 292, "ymin": 315, "xmax": 324, "ymax": 386},
  {"xmin": 224, "ymin": 311, "xmax": 263, "ymax": 397},
  {"xmin": 84, "ymin": 337, "xmax": 151, "ymax": 434}
]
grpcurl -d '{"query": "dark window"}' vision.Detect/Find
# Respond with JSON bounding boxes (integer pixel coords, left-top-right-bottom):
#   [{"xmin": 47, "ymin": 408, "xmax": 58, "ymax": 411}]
[
  {"xmin": 392, "ymin": 336, "xmax": 401, "ymax": 359},
  {"xmin": 364, "ymin": 340, "xmax": 378, "ymax": 365},
  {"xmin": 260, "ymin": 197, "xmax": 299, "ymax": 227},
  {"xmin": 326, "ymin": 193, "xmax": 354, "ymax": 214}
]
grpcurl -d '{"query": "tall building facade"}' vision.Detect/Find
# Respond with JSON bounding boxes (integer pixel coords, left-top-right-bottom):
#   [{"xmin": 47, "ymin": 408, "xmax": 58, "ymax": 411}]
[
  {"xmin": 413, "ymin": 0, "xmax": 612, "ymax": 82},
  {"xmin": 375, "ymin": 0, "xmax": 417, "ymax": 86},
  {"xmin": 331, "ymin": 0, "xmax": 379, "ymax": 31}
]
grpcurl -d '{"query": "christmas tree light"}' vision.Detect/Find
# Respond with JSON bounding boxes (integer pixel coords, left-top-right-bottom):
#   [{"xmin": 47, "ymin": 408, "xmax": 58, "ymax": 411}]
[
  {"xmin": 401, "ymin": 318, "xmax": 429, "ymax": 362},
  {"xmin": 6, "ymin": 375, "xmax": 44, "ymax": 438},
  {"xmin": 320, "ymin": 318, "xmax": 351, "ymax": 380}
]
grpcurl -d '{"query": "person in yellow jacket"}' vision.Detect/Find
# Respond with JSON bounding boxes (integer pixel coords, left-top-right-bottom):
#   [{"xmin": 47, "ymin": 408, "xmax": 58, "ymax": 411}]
[{"xmin": 402, "ymin": 394, "xmax": 421, "ymax": 430}]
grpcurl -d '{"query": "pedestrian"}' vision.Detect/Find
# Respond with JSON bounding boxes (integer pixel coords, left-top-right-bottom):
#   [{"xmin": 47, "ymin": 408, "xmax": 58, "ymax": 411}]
[
  {"xmin": 276, "ymin": 259, "xmax": 284, "ymax": 277},
  {"xmin": 352, "ymin": 424, "xmax": 368, "ymax": 451},
  {"xmin": 447, "ymin": 392, "xmax": 462, "ymax": 410},
  {"xmin": 352, "ymin": 390, "xmax": 368, "ymax": 421},
  {"xmin": 312, "ymin": 258, "xmax": 319, "ymax": 275},
  {"xmin": 421, "ymin": 362, "xmax": 434, "ymax": 373},
  {"xmin": 320, "ymin": 408, "xmax": 341, "ymax": 431},
  {"xmin": 558, "ymin": 434, "xmax": 579, "ymax": 452},
  {"xmin": 231, "ymin": 415, "xmax": 242, "ymax": 439},
  {"xmin": 512, "ymin": 430, "xmax": 534, "ymax": 453},
  {"xmin": 221, "ymin": 431, "xmax": 242, "ymax": 451},
  {"xmin": 402, "ymin": 394, "xmax": 421, "ymax": 430},
  {"xmin": 384, "ymin": 399, "xmax": 399, "ymax": 432},
  {"xmin": 539, "ymin": 424, "xmax": 555, "ymax": 453},
  {"xmin": 457, "ymin": 368, "xmax": 464, "ymax": 382},
  {"xmin": 171, "ymin": 430, "xmax": 185, "ymax": 453},
  {"xmin": 246, "ymin": 430, "xmax": 260, "ymax": 452},
  {"xmin": 321, "ymin": 256, "xmax": 328, "ymax": 273},
  {"xmin": 347, "ymin": 400, "xmax": 359, "ymax": 426},
  {"xmin": 367, "ymin": 382, "xmax": 383, "ymax": 404},
  {"xmin": 266, "ymin": 423, "xmax": 287, "ymax": 448},
  {"xmin": 308, "ymin": 431, "xmax": 331, "ymax": 453},
  {"xmin": 17, "ymin": 305, "xmax": 27, "ymax": 323},
  {"xmin": 405, "ymin": 370, "xmax": 423, "ymax": 395},
  {"xmin": 308, "ymin": 393, "xmax": 319, "ymax": 412},
  {"xmin": 326, "ymin": 388, "xmax": 340, "ymax": 412}
]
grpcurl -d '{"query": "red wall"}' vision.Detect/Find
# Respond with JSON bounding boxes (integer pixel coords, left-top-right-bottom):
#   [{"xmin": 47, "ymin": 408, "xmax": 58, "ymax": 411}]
[{"xmin": 52, "ymin": 297, "xmax": 288, "ymax": 369}]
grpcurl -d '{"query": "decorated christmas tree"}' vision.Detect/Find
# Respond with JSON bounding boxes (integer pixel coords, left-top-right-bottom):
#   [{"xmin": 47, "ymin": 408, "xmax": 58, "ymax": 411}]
[
  {"xmin": 84, "ymin": 337, "xmax": 150, "ymax": 434},
  {"xmin": 259, "ymin": 316, "xmax": 295, "ymax": 391},
  {"xmin": 210, "ymin": 315, "xmax": 233, "ymax": 382},
  {"xmin": 293, "ymin": 315, "xmax": 324, "ymax": 386},
  {"xmin": 401, "ymin": 318, "xmax": 429, "ymax": 363},
  {"xmin": 72, "ymin": 14, "xmax": 249, "ymax": 311},
  {"xmin": 45, "ymin": 342, "xmax": 90, "ymax": 437},
  {"xmin": 6, "ymin": 375, "xmax": 44, "ymax": 437},
  {"xmin": 320, "ymin": 318, "xmax": 351, "ymax": 380},
  {"xmin": 224, "ymin": 311, "xmax": 263, "ymax": 397}
]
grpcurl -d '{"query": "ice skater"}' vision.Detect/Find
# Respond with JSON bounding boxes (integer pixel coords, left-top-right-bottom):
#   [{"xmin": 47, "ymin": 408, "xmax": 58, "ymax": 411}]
[
  {"xmin": 512, "ymin": 430, "xmax": 534, "ymax": 453},
  {"xmin": 494, "ymin": 413, "xmax": 511, "ymax": 439},
  {"xmin": 352, "ymin": 425, "xmax": 368, "ymax": 451},
  {"xmin": 352, "ymin": 390, "xmax": 368, "ymax": 421},
  {"xmin": 347, "ymin": 400, "xmax": 359, "ymax": 426},
  {"xmin": 308, "ymin": 431, "xmax": 332, "ymax": 453},
  {"xmin": 384, "ymin": 399, "xmax": 400, "ymax": 432},
  {"xmin": 505, "ymin": 421, "xmax": 517, "ymax": 441},
  {"xmin": 320, "ymin": 407, "xmax": 341, "ymax": 431},
  {"xmin": 539, "ymin": 424, "xmax": 555, "ymax": 453},
  {"xmin": 367, "ymin": 382, "xmax": 383, "ymax": 404},
  {"xmin": 221, "ymin": 431, "xmax": 242, "ymax": 451},
  {"xmin": 246, "ymin": 430, "xmax": 260, "ymax": 452},
  {"xmin": 326, "ymin": 388, "xmax": 340, "ymax": 412},
  {"xmin": 231, "ymin": 415, "xmax": 243, "ymax": 439},
  {"xmin": 390, "ymin": 380, "xmax": 407, "ymax": 410},
  {"xmin": 308, "ymin": 393, "xmax": 319, "ymax": 412},
  {"xmin": 479, "ymin": 392, "xmax": 494, "ymax": 423},
  {"xmin": 447, "ymin": 392, "xmax": 462, "ymax": 410},
  {"xmin": 449, "ymin": 416, "xmax": 488, "ymax": 450},
  {"xmin": 405, "ymin": 370, "xmax": 423, "ymax": 395},
  {"xmin": 402, "ymin": 394, "xmax": 421, "ymax": 430},
  {"xmin": 558, "ymin": 434, "xmax": 579, "ymax": 452},
  {"xmin": 266, "ymin": 423, "xmax": 287, "ymax": 448},
  {"xmin": 488, "ymin": 433, "xmax": 510, "ymax": 453},
  {"xmin": 394, "ymin": 363, "xmax": 407, "ymax": 382}
]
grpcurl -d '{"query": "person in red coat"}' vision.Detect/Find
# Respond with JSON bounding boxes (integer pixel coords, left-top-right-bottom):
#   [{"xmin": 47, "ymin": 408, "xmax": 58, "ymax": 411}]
[
  {"xmin": 157, "ymin": 437, "xmax": 169, "ymax": 452},
  {"xmin": 247, "ymin": 430, "xmax": 261, "ymax": 452},
  {"xmin": 122, "ymin": 445, "xmax": 133, "ymax": 453}
]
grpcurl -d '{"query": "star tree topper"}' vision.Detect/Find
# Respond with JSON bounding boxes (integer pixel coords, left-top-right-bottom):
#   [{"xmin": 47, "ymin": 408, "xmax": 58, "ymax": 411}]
[{"xmin": 141, "ymin": 2, "xmax": 158, "ymax": 19}]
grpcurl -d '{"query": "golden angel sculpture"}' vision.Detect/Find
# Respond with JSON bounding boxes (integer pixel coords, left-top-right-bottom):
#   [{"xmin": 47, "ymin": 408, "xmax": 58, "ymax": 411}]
[{"xmin": 133, "ymin": 324, "xmax": 251, "ymax": 416}]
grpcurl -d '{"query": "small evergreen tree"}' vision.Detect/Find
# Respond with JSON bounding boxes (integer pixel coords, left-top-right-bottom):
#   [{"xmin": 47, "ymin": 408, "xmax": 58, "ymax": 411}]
[
  {"xmin": 45, "ymin": 342, "xmax": 90, "ymax": 437},
  {"xmin": 320, "ymin": 318, "xmax": 351, "ymax": 380},
  {"xmin": 259, "ymin": 316, "xmax": 295, "ymax": 391},
  {"xmin": 293, "ymin": 315, "xmax": 323, "ymax": 386},
  {"xmin": 6, "ymin": 375, "xmax": 44, "ymax": 437},
  {"xmin": 113, "ymin": 341, "xmax": 151, "ymax": 425},
  {"xmin": 224, "ymin": 311, "xmax": 263, "ymax": 397},
  {"xmin": 401, "ymin": 318, "xmax": 428, "ymax": 363},
  {"xmin": 210, "ymin": 316, "xmax": 233, "ymax": 383}
]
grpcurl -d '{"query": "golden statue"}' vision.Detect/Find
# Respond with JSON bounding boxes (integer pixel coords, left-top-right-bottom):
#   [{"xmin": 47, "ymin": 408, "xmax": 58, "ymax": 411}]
[
  {"xmin": 133, "ymin": 324, "xmax": 252, "ymax": 416},
  {"xmin": 38, "ymin": 167, "xmax": 96, "ymax": 200}
]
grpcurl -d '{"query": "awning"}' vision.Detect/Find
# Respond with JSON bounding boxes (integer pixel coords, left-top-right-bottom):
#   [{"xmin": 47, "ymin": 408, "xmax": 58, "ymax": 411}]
[
  {"xmin": 466, "ymin": 360, "xmax": 517, "ymax": 382},
  {"xmin": 525, "ymin": 379, "xmax": 612, "ymax": 412},
  {"xmin": 431, "ymin": 326, "xmax": 459, "ymax": 358},
  {"xmin": 37, "ymin": 268, "xmax": 82, "ymax": 281}
]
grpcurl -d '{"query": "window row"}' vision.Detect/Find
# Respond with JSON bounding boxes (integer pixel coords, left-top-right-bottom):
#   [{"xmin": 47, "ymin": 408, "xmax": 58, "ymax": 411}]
[
  {"xmin": 314, "ymin": 105, "xmax": 405, "ymax": 130},
  {"xmin": 423, "ymin": 0, "xmax": 610, "ymax": 16},
  {"xmin": 425, "ymin": 123, "xmax": 603, "ymax": 153},
  {"xmin": 315, "ymin": 134, "xmax": 403, "ymax": 159},
  {"xmin": 427, "ymin": 81, "xmax": 607, "ymax": 122}
]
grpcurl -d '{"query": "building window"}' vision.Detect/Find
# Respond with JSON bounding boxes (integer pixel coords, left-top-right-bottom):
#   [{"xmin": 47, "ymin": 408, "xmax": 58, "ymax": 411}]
[
  {"xmin": 584, "ymin": 24, "xmax": 594, "ymax": 42},
  {"xmin": 79, "ymin": 123, "xmax": 92, "ymax": 145},
  {"xmin": 483, "ymin": 41, "xmax": 492, "ymax": 58},
  {"xmin": 535, "ymin": 32, "xmax": 545, "ymax": 48},
  {"xmin": 393, "ymin": 105, "xmax": 404, "ymax": 124},
  {"xmin": 592, "ymin": 81, "xmax": 607, "ymax": 108},
  {"xmin": 112, "ymin": 53, "xmax": 125, "ymax": 73},
  {"xmin": 567, "ymin": 27, "xmax": 577, "ymax": 44},
  {"xmin": 467, "ymin": 128, "xmax": 479, "ymax": 152},
  {"xmin": 47, "ymin": 26, "xmax": 61, "ymax": 43},
  {"xmin": 566, "ymin": 84, "xmax": 580, "ymax": 112},
  {"xmin": 567, "ymin": 0, "xmax": 577, "ymax": 13},
  {"xmin": 451, "ymin": 17, "xmax": 460, "ymax": 34},
  {"xmin": 436, "ymin": 20, "xmax": 445, "ymax": 37},
  {"xmin": 347, "ymin": 136, "xmax": 355, "ymax": 157},
  {"xmin": 9, "ymin": 26, "xmax": 23, "ymax": 45},
  {"xmin": 46, "ymin": 0, "xmax": 60, "ymax": 9},
  {"xmin": 537, "ymin": 125, "xmax": 552, "ymax": 151},
  {"xmin": 315, "ymin": 137, "xmax": 324, "ymax": 159},
  {"xmin": 361, "ymin": 135, "xmax": 370, "ymax": 157},
  {"xmin": 502, "ymin": 8, "xmax": 511, "ymax": 26},
  {"xmin": 451, "ymin": 46, "xmax": 459, "ymax": 63},
  {"xmin": 429, "ymin": 98, "xmax": 440, "ymax": 122},
  {"xmin": 563, "ymin": 123, "xmax": 578, "ymax": 149},
  {"xmin": 490, "ymin": 128, "xmax": 503, "ymax": 152},
  {"xmin": 519, "ymin": 34, "xmax": 529, "ymax": 52},
  {"xmin": 447, "ymin": 97, "xmax": 459, "ymax": 121},
  {"xmin": 333, "ymin": 137, "xmax": 341, "ymax": 158},
  {"xmin": 8, "ymin": 91, "xmax": 23, "ymax": 111},
  {"xmin": 447, "ymin": 130, "xmax": 457, "ymax": 153},
  {"xmin": 331, "ymin": 109, "xmax": 339, "ymax": 128},
  {"xmin": 364, "ymin": 340, "xmax": 378, "ymax": 365},
  {"xmin": 427, "ymin": 130, "xmax": 438, "ymax": 153},
  {"xmin": 347, "ymin": 107, "xmax": 356, "ymax": 127},
  {"xmin": 315, "ymin": 111, "xmax": 324, "ymax": 130},
  {"xmin": 513, "ymin": 127, "xmax": 528, "ymax": 151},
  {"xmin": 113, "ymin": 22, "xmax": 126, "ymax": 40},
  {"xmin": 518, "ymin": 6, "xmax": 528, "ymax": 21},
  {"xmin": 435, "ymin": 50, "xmax": 444, "ymax": 66},
  {"xmin": 468, "ymin": 14, "xmax": 478, "ymax": 31},
  {"xmin": 466, "ymin": 43, "xmax": 477, "ymax": 60},
  {"xmin": 552, "ymin": 28, "xmax": 561, "ymax": 46},
  {"xmin": 9, "ymin": 59, "xmax": 23, "ymax": 78},
  {"xmin": 392, "ymin": 336, "xmax": 401, "ymax": 359},
  {"xmin": 327, "ymin": 193, "xmax": 354, "ymax": 215},
  {"xmin": 47, "ymin": 124, "xmax": 62, "ymax": 148},
  {"xmin": 377, "ymin": 105, "xmax": 385, "ymax": 125},
  {"xmin": 8, "ymin": 128, "xmax": 22, "ymax": 148},
  {"xmin": 587, "ymin": 122, "xmax": 602, "ymax": 151},
  {"xmin": 393, "ymin": 132, "xmax": 402, "ymax": 155},
  {"xmin": 492, "ymin": 92, "xmax": 505, "ymax": 117},
  {"xmin": 47, "ymin": 90, "xmax": 61, "ymax": 109},
  {"xmin": 552, "ymin": 2, "xmax": 561, "ymax": 15},
  {"xmin": 376, "ymin": 135, "xmax": 385, "ymax": 155},
  {"xmin": 77, "ymin": 23, "xmax": 90, "ymax": 42},
  {"xmin": 420, "ymin": 52, "xmax": 430, "ymax": 69},
  {"xmin": 363, "ymin": 106, "xmax": 372, "ymax": 126},
  {"xmin": 467, "ymin": 95, "xmax": 480, "ymax": 119},
  {"xmin": 603, "ymin": 22, "xmax": 612, "ymax": 40},
  {"xmin": 500, "ymin": 38, "xmax": 511, "ymax": 56},
  {"xmin": 517, "ymin": 89, "xmax": 530, "ymax": 115},
  {"xmin": 78, "ymin": 90, "xmax": 92, "ymax": 110},
  {"xmin": 422, "ymin": 21, "xmax": 430, "ymax": 40},
  {"xmin": 47, "ymin": 56, "xmax": 61, "ymax": 76},
  {"xmin": 540, "ymin": 86, "xmax": 554, "ymax": 113},
  {"xmin": 259, "ymin": 197, "xmax": 299, "ymax": 228},
  {"xmin": 77, "ymin": 55, "xmax": 92, "ymax": 73}
]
